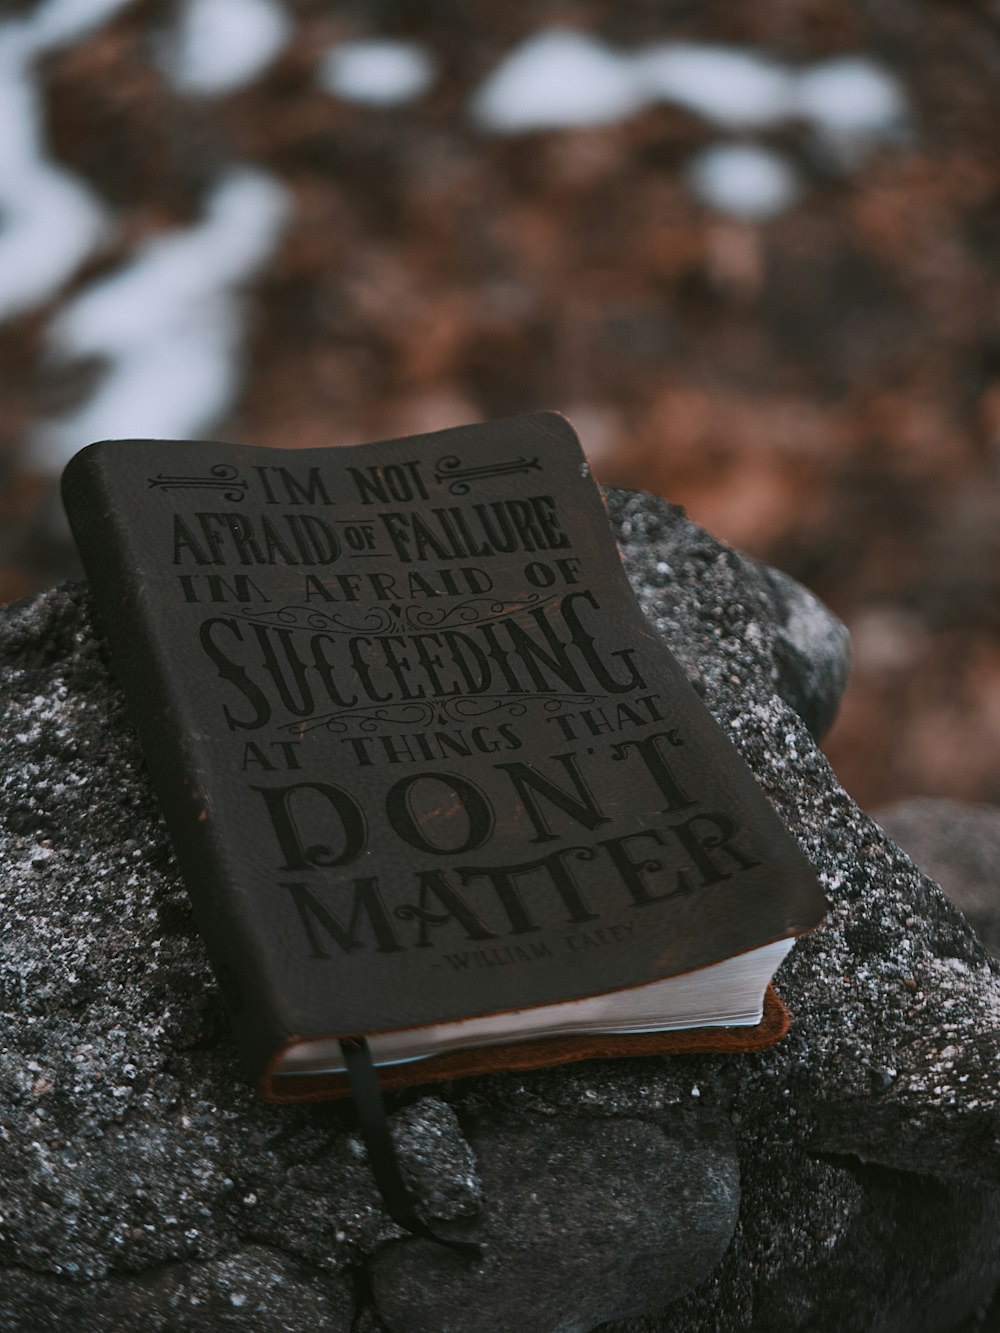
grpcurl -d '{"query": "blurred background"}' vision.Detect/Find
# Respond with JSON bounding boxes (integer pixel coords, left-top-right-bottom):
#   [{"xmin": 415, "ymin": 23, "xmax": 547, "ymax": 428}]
[{"xmin": 1, "ymin": 0, "xmax": 998, "ymax": 814}]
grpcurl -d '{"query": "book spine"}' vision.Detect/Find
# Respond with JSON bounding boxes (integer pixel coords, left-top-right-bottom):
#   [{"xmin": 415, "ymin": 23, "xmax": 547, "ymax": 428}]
[{"xmin": 62, "ymin": 447, "xmax": 288, "ymax": 1090}]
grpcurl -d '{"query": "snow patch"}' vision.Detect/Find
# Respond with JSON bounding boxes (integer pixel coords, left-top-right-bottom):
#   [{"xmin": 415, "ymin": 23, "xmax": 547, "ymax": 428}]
[
  {"xmin": 471, "ymin": 29, "xmax": 641, "ymax": 131},
  {"xmin": 318, "ymin": 38, "xmax": 436, "ymax": 107},
  {"xmin": 165, "ymin": 0, "xmax": 292, "ymax": 96},
  {"xmin": 0, "ymin": 53, "xmax": 107, "ymax": 324},
  {"xmin": 16, "ymin": 0, "xmax": 136, "ymax": 57},
  {"xmin": 0, "ymin": 1, "xmax": 137, "ymax": 324},
  {"xmin": 474, "ymin": 28, "xmax": 907, "ymax": 142},
  {"xmin": 32, "ymin": 169, "xmax": 291, "ymax": 469},
  {"xmin": 796, "ymin": 56, "xmax": 907, "ymax": 138},
  {"xmin": 472, "ymin": 28, "xmax": 909, "ymax": 216},
  {"xmin": 636, "ymin": 43, "xmax": 794, "ymax": 130},
  {"xmin": 687, "ymin": 143, "xmax": 801, "ymax": 221}
]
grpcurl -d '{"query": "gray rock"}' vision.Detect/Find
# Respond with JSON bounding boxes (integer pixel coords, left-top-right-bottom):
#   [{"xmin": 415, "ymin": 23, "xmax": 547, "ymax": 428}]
[
  {"xmin": 876, "ymin": 799, "xmax": 1000, "ymax": 959},
  {"xmin": 660, "ymin": 1143, "xmax": 1000, "ymax": 1333},
  {"xmin": 371, "ymin": 1110, "xmax": 739, "ymax": 1333},
  {"xmin": 609, "ymin": 492, "xmax": 852, "ymax": 741},
  {"xmin": 1, "ymin": 490, "xmax": 998, "ymax": 1332},
  {"xmin": 0, "ymin": 1248, "xmax": 356, "ymax": 1333},
  {"xmin": 747, "ymin": 561, "xmax": 851, "ymax": 741}
]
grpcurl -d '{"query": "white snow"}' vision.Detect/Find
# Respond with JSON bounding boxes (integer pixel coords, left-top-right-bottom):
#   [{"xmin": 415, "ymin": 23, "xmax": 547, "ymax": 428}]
[
  {"xmin": 0, "ymin": 1, "xmax": 138, "ymax": 324},
  {"xmin": 474, "ymin": 28, "xmax": 907, "ymax": 144},
  {"xmin": 636, "ymin": 43, "xmax": 794, "ymax": 130},
  {"xmin": 472, "ymin": 29, "xmax": 909, "ymax": 217},
  {"xmin": 474, "ymin": 28, "xmax": 906, "ymax": 143},
  {"xmin": 0, "ymin": 5, "xmax": 915, "ymax": 469},
  {"xmin": 16, "ymin": 0, "xmax": 135, "ymax": 56},
  {"xmin": 471, "ymin": 30, "xmax": 640, "ymax": 131},
  {"xmin": 472, "ymin": 30, "xmax": 799, "ymax": 133},
  {"xmin": 165, "ymin": 0, "xmax": 292, "ymax": 96},
  {"xmin": 796, "ymin": 56, "xmax": 907, "ymax": 137},
  {"xmin": 687, "ymin": 143, "xmax": 801, "ymax": 221},
  {"xmin": 0, "ymin": 0, "xmax": 293, "ymax": 465},
  {"xmin": 318, "ymin": 38, "xmax": 437, "ymax": 107},
  {"xmin": 32, "ymin": 168, "xmax": 291, "ymax": 468},
  {"xmin": 0, "ymin": 48, "xmax": 108, "ymax": 324}
]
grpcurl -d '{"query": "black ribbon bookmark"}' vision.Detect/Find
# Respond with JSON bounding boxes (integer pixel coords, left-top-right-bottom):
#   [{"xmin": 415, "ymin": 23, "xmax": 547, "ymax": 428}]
[{"xmin": 338, "ymin": 1037, "xmax": 482, "ymax": 1259}]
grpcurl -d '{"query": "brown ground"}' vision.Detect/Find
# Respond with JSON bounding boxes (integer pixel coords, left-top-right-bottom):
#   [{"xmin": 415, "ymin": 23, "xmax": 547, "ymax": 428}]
[{"xmin": 1, "ymin": 0, "xmax": 998, "ymax": 813}]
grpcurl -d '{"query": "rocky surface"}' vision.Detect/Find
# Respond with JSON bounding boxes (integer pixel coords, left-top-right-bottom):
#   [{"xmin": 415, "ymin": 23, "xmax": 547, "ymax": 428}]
[
  {"xmin": 2, "ymin": 490, "xmax": 999, "ymax": 1332},
  {"xmin": 373, "ymin": 1111, "xmax": 741, "ymax": 1333}
]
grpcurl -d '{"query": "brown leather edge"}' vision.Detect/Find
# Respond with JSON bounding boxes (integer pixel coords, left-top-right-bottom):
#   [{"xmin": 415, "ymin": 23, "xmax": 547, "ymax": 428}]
[{"xmin": 260, "ymin": 983, "xmax": 791, "ymax": 1103}]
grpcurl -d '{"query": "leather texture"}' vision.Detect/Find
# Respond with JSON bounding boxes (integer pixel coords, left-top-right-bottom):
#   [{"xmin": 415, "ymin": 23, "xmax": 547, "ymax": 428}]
[{"xmin": 61, "ymin": 414, "xmax": 825, "ymax": 1102}]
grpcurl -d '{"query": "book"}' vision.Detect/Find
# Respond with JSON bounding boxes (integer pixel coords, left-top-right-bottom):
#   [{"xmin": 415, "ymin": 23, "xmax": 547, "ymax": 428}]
[{"xmin": 62, "ymin": 412, "xmax": 826, "ymax": 1105}]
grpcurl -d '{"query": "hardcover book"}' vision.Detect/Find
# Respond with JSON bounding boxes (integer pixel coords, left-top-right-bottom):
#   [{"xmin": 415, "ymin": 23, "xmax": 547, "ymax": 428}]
[{"xmin": 62, "ymin": 413, "xmax": 826, "ymax": 1104}]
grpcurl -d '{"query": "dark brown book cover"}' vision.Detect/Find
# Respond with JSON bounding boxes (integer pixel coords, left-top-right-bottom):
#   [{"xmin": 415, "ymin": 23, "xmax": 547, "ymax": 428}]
[{"xmin": 62, "ymin": 413, "xmax": 825, "ymax": 1102}]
